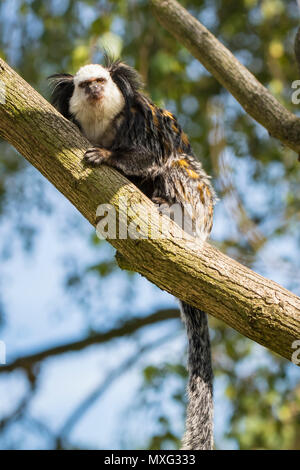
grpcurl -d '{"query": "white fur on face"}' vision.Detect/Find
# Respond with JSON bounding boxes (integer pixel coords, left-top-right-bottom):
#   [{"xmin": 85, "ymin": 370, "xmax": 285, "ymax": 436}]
[{"xmin": 69, "ymin": 64, "xmax": 125, "ymax": 145}]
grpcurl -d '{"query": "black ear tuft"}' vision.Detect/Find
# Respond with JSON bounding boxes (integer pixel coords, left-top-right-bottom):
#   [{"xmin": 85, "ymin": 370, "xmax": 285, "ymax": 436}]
[
  {"xmin": 48, "ymin": 73, "xmax": 74, "ymax": 119},
  {"xmin": 108, "ymin": 61, "xmax": 143, "ymax": 105}
]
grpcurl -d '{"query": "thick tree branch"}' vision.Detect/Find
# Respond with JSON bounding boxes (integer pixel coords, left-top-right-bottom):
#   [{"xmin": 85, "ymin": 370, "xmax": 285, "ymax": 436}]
[
  {"xmin": 0, "ymin": 58, "xmax": 299, "ymax": 363},
  {"xmin": 150, "ymin": 0, "xmax": 300, "ymax": 154}
]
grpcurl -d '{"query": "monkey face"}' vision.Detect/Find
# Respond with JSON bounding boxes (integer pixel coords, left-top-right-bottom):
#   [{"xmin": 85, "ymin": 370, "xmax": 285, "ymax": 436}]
[
  {"xmin": 71, "ymin": 64, "xmax": 111, "ymax": 106},
  {"xmin": 68, "ymin": 64, "xmax": 125, "ymax": 143},
  {"xmin": 69, "ymin": 64, "xmax": 124, "ymax": 110},
  {"xmin": 79, "ymin": 77, "xmax": 107, "ymax": 102}
]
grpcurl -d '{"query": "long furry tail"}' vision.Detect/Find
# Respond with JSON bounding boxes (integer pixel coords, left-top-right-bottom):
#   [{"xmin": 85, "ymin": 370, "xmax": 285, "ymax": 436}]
[{"xmin": 180, "ymin": 301, "xmax": 213, "ymax": 450}]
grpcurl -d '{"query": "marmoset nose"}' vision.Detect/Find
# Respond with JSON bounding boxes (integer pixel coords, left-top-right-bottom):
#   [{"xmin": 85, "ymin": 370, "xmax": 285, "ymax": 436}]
[{"xmin": 88, "ymin": 82, "xmax": 103, "ymax": 98}]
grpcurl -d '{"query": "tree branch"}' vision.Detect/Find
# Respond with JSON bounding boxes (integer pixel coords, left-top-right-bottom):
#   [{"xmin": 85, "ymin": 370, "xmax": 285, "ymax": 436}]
[
  {"xmin": 0, "ymin": 309, "xmax": 179, "ymax": 374},
  {"xmin": 0, "ymin": 57, "xmax": 299, "ymax": 363},
  {"xmin": 150, "ymin": 0, "xmax": 300, "ymax": 155}
]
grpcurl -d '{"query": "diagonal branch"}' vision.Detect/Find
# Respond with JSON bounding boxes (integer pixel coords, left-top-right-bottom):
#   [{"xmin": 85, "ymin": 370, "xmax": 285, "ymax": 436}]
[
  {"xmin": 0, "ymin": 57, "xmax": 299, "ymax": 363},
  {"xmin": 150, "ymin": 0, "xmax": 300, "ymax": 155}
]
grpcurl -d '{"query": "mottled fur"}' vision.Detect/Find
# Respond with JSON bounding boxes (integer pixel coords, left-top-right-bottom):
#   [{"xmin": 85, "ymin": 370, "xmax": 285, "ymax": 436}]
[
  {"xmin": 180, "ymin": 303, "xmax": 213, "ymax": 450},
  {"xmin": 49, "ymin": 61, "xmax": 216, "ymax": 450}
]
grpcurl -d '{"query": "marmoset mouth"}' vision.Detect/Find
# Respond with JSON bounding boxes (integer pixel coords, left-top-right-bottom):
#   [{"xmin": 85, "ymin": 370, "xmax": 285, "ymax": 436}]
[{"xmin": 87, "ymin": 93, "xmax": 104, "ymax": 102}]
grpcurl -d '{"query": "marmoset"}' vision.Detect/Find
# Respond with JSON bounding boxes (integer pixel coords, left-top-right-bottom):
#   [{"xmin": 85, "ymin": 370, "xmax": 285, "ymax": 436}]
[{"xmin": 49, "ymin": 60, "xmax": 216, "ymax": 450}]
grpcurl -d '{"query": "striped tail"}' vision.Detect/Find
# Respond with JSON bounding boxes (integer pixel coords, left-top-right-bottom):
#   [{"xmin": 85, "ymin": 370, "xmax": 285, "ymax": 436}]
[{"xmin": 180, "ymin": 301, "xmax": 213, "ymax": 450}]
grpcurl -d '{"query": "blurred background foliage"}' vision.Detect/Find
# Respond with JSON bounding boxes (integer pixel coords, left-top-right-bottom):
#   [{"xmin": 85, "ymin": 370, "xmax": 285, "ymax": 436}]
[{"xmin": 0, "ymin": 0, "xmax": 300, "ymax": 450}]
